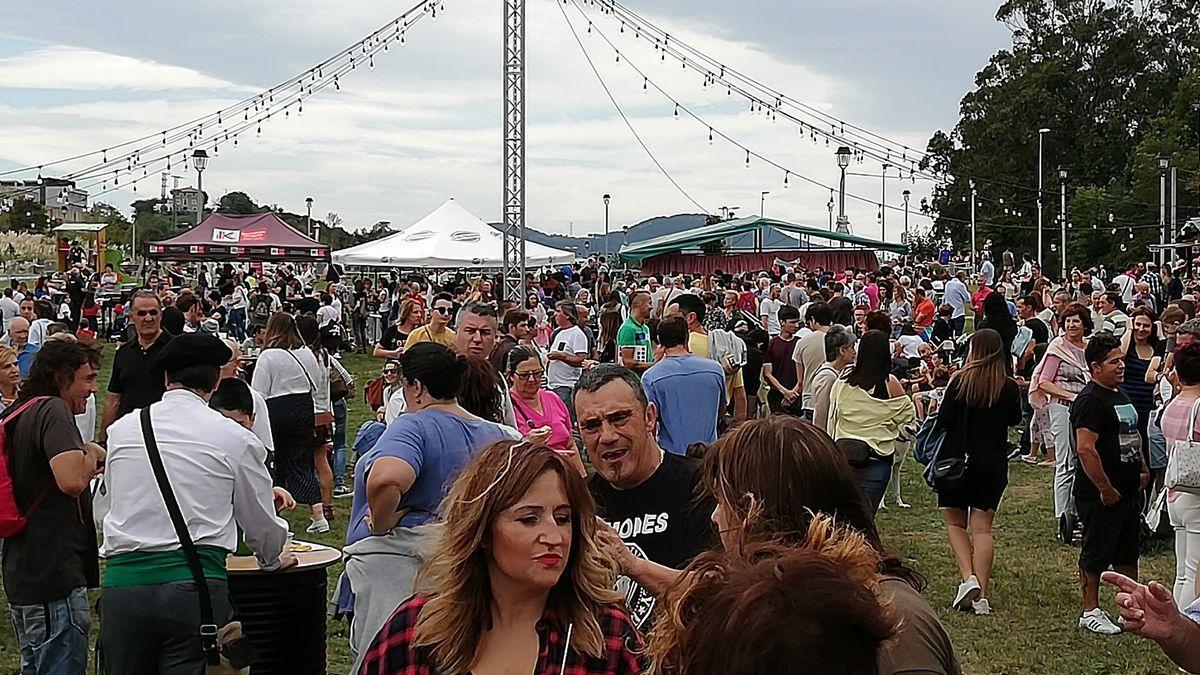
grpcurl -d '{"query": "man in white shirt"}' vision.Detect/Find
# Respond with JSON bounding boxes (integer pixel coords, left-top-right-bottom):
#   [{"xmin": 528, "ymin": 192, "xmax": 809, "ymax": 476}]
[
  {"xmin": 316, "ymin": 293, "xmax": 340, "ymax": 327},
  {"xmin": 220, "ymin": 338, "xmax": 274, "ymax": 453},
  {"xmin": 546, "ymin": 301, "xmax": 590, "ymax": 413},
  {"xmin": 980, "ymin": 255, "xmax": 996, "ymax": 287},
  {"xmin": 759, "ymin": 283, "xmax": 784, "ymax": 336},
  {"xmin": 943, "ymin": 271, "xmax": 972, "ymax": 336},
  {"xmin": 1112, "ymin": 264, "xmax": 1137, "ymax": 305},
  {"xmin": 26, "ymin": 298, "xmax": 55, "ymax": 346},
  {"xmin": 0, "ymin": 288, "xmax": 19, "ymax": 336},
  {"xmin": 100, "ymin": 334, "xmax": 296, "ymax": 672}
]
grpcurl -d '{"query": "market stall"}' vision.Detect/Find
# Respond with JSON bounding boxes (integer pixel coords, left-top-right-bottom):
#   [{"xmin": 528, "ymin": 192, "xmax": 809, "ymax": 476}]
[{"xmin": 146, "ymin": 213, "xmax": 329, "ymax": 263}]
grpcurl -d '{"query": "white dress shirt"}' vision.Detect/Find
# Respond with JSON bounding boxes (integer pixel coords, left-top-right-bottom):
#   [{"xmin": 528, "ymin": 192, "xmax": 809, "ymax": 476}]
[
  {"xmin": 250, "ymin": 388, "xmax": 274, "ymax": 452},
  {"xmin": 101, "ymin": 389, "xmax": 287, "ymax": 569}
]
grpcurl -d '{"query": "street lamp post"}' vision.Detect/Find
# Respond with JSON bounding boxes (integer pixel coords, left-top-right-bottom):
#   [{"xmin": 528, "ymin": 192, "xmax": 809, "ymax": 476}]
[
  {"xmin": 881, "ymin": 163, "xmax": 889, "ymax": 242},
  {"xmin": 603, "ymin": 193, "xmax": 611, "ymax": 261},
  {"xmin": 1158, "ymin": 153, "xmax": 1171, "ymax": 267},
  {"xmin": 306, "ymin": 197, "xmax": 314, "ymax": 240},
  {"xmin": 192, "ymin": 149, "xmax": 209, "ymax": 228},
  {"xmin": 902, "ymin": 189, "xmax": 911, "ymax": 252},
  {"xmin": 757, "ymin": 191, "xmax": 769, "ymax": 251},
  {"xmin": 1037, "ymin": 128, "xmax": 1049, "ymax": 266},
  {"xmin": 1059, "ymin": 166, "xmax": 1068, "ymax": 281},
  {"xmin": 835, "ymin": 147, "xmax": 851, "ymax": 246},
  {"xmin": 969, "ymin": 181, "xmax": 977, "ymax": 267}
]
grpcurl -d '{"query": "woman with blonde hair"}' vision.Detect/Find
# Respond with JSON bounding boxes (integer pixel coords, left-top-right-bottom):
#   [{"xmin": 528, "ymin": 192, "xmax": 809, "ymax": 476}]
[
  {"xmin": 0, "ymin": 345, "xmax": 19, "ymax": 409},
  {"xmin": 934, "ymin": 328, "xmax": 1022, "ymax": 615},
  {"xmin": 373, "ymin": 297, "xmax": 425, "ymax": 360},
  {"xmin": 359, "ymin": 440, "xmax": 643, "ymax": 674}
]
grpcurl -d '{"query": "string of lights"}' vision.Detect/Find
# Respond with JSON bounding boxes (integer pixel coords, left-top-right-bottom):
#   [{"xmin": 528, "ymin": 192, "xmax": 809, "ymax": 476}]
[
  {"xmin": 0, "ymin": 0, "xmax": 444, "ymax": 201},
  {"xmin": 559, "ymin": 1, "xmax": 1173, "ymax": 239}
]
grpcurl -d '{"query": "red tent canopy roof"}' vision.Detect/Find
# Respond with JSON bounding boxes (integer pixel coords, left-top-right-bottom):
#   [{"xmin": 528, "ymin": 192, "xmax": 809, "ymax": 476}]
[{"xmin": 147, "ymin": 213, "xmax": 328, "ymax": 262}]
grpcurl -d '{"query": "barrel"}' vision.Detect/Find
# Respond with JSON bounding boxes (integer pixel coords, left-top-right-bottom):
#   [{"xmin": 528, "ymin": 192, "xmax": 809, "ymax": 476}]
[{"xmin": 227, "ymin": 565, "xmax": 329, "ymax": 674}]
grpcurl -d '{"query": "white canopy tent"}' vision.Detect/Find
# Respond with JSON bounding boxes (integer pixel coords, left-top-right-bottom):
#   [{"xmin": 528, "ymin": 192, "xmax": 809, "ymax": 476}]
[{"xmin": 331, "ymin": 199, "xmax": 575, "ymax": 268}]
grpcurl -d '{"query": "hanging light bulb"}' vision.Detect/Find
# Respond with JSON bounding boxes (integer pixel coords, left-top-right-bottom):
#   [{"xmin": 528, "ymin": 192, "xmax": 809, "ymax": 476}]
[
  {"xmin": 102, "ymin": 149, "xmax": 107, "ymax": 163},
  {"xmin": 1111, "ymin": 227, "xmax": 1118, "ymax": 235},
  {"xmin": 587, "ymin": 22, "xmax": 592, "ymax": 33},
  {"xmin": 643, "ymin": 77, "xmax": 647, "ymax": 91},
  {"xmin": 673, "ymin": 104, "xmax": 678, "ymax": 118},
  {"xmin": 1050, "ymin": 243, "xmax": 1057, "ymax": 252},
  {"xmin": 615, "ymin": 52, "xmax": 620, "ymax": 63},
  {"xmin": 783, "ymin": 172, "xmax": 789, "ymax": 188},
  {"xmin": 708, "ymin": 128, "xmax": 713, "ymax": 144},
  {"xmin": 1120, "ymin": 243, "xmax": 1128, "ymax": 251},
  {"xmin": 1108, "ymin": 212, "xmax": 1115, "ymax": 222},
  {"xmin": 1129, "ymin": 230, "xmax": 1134, "ymax": 240},
  {"xmin": 335, "ymin": 76, "xmax": 340, "ymax": 90},
  {"xmin": 745, "ymin": 149, "xmax": 750, "ymax": 167},
  {"xmin": 369, "ymin": 55, "xmax": 375, "ymax": 69}
]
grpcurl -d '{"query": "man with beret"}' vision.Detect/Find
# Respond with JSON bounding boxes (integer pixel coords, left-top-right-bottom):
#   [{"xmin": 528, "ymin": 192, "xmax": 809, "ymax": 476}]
[{"xmin": 98, "ymin": 333, "xmax": 297, "ymax": 672}]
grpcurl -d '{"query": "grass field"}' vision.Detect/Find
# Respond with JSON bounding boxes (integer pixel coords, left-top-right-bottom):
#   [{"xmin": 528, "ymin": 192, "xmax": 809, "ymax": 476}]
[{"xmin": 0, "ymin": 346, "xmax": 1184, "ymax": 673}]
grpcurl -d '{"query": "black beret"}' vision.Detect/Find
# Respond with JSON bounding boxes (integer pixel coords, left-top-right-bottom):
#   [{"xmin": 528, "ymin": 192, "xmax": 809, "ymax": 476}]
[{"xmin": 152, "ymin": 333, "xmax": 232, "ymax": 373}]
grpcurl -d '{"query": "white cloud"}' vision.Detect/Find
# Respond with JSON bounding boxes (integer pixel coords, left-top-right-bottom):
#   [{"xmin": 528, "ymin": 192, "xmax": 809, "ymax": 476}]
[{"xmin": 0, "ymin": 45, "xmax": 249, "ymax": 91}]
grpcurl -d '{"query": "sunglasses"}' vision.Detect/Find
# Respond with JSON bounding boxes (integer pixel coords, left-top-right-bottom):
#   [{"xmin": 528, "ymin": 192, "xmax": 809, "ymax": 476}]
[
  {"xmin": 432, "ymin": 306, "xmax": 451, "ymax": 315},
  {"xmin": 383, "ymin": 368, "xmax": 399, "ymax": 375},
  {"xmin": 135, "ymin": 309, "xmax": 160, "ymax": 318}
]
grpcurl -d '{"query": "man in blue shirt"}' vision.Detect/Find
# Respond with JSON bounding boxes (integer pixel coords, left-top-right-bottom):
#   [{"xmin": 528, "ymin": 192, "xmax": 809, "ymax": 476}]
[
  {"xmin": 7, "ymin": 317, "xmax": 38, "ymax": 381},
  {"xmin": 641, "ymin": 316, "xmax": 726, "ymax": 455}
]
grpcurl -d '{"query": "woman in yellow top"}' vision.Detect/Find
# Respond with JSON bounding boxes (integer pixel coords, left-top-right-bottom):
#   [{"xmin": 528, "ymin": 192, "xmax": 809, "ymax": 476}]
[
  {"xmin": 403, "ymin": 293, "xmax": 457, "ymax": 350},
  {"xmin": 828, "ymin": 329, "xmax": 916, "ymax": 516}
]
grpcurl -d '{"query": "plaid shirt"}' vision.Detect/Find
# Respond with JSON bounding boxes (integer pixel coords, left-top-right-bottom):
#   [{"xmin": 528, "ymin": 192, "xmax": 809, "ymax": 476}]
[
  {"xmin": 359, "ymin": 595, "xmax": 645, "ymax": 675},
  {"xmin": 1141, "ymin": 271, "xmax": 1163, "ymax": 305}
]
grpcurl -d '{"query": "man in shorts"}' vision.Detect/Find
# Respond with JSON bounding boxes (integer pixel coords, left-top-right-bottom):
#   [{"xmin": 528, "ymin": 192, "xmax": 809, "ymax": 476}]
[{"xmin": 1070, "ymin": 332, "xmax": 1150, "ymax": 635}]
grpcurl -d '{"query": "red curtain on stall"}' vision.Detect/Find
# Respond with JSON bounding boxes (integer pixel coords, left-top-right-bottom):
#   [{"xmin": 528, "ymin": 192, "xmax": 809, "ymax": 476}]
[{"xmin": 639, "ymin": 250, "xmax": 879, "ymax": 276}]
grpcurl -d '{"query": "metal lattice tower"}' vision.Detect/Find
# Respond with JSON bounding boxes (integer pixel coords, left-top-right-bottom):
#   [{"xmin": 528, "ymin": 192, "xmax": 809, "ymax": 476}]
[{"xmin": 501, "ymin": 0, "xmax": 526, "ymax": 302}]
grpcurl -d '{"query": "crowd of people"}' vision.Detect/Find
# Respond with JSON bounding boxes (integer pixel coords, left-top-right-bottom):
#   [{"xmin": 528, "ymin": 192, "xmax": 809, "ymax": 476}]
[{"xmin": 3, "ymin": 248, "xmax": 1200, "ymax": 673}]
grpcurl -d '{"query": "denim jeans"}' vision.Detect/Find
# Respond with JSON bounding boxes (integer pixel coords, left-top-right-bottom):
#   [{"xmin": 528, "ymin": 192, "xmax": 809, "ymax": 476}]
[
  {"xmin": 8, "ymin": 586, "xmax": 90, "ymax": 675},
  {"xmin": 226, "ymin": 307, "xmax": 246, "ymax": 341},
  {"xmin": 855, "ymin": 455, "xmax": 894, "ymax": 518},
  {"xmin": 333, "ymin": 398, "xmax": 348, "ymax": 489},
  {"xmin": 950, "ymin": 316, "xmax": 966, "ymax": 336}
]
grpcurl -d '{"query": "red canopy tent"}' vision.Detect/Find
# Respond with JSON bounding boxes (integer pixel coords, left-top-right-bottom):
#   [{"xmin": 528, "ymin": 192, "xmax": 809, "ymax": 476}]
[{"xmin": 146, "ymin": 213, "xmax": 329, "ymax": 262}]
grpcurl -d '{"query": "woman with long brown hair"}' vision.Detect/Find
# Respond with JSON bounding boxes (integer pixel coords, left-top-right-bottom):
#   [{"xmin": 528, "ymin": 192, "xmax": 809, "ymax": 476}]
[
  {"xmin": 935, "ymin": 328, "xmax": 1022, "ymax": 615},
  {"xmin": 359, "ymin": 441, "xmax": 643, "ymax": 674},
  {"xmin": 251, "ymin": 311, "xmax": 329, "ymax": 533},
  {"xmin": 600, "ymin": 415, "xmax": 960, "ymax": 674}
]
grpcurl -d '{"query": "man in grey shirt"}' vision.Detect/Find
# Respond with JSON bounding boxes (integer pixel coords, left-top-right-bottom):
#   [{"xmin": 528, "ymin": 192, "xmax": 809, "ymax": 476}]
[{"xmin": 792, "ymin": 301, "xmax": 832, "ymax": 407}]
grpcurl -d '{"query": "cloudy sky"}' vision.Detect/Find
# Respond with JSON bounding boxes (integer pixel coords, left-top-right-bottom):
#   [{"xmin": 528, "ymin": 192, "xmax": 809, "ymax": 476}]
[{"xmin": 0, "ymin": 0, "xmax": 1011, "ymax": 242}]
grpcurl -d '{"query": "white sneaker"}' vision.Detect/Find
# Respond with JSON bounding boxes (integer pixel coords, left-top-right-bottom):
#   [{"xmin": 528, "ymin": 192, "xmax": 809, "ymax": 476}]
[
  {"xmin": 1079, "ymin": 608, "xmax": 1121, "ymax": 635},
  {"xmin": 971, "ymin": 598, "xmax": 993, "ymax": 615},
  {"xmin": 306, "ymin": 519, "xmax": 330, "ymax": 534},
  {"xmin": 952, "ymin": 575, "xmax": 982, "ymax": 610}
]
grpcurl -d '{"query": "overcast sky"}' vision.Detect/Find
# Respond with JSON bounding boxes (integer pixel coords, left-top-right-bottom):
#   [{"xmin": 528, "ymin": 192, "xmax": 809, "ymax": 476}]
[{"xmin": 0, "ymin": 0, "xmax": 1011, "ymax": 242}]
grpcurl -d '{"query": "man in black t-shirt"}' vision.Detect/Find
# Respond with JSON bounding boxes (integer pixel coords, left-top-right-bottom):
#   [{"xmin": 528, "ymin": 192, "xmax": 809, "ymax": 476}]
[
  {"xmin": 101, "ymin": 290, "xmax": 173, "ymax": 442},
  {"xmin": 1070, "ymin": 332, "xmax": 1149, "ymax": 636},
  {"xmin": 575, "ymin": 365, "xmax": 715, "ymax": 631},
  {"xmin": 827, "ymin": 283, "xmax": 854, "ymax": 327},
  {"xmin": 3, "ymin": 339, "xmax": 105, "ymax": 671}
]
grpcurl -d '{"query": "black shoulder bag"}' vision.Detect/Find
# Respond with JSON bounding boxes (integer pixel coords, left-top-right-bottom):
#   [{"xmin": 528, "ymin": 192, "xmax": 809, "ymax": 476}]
[
  {"xmin": 140, "ymin": 408, "xmax": 255, "ymax": 670},
  {"xmin": 930, "ymin": 395, "xmax": 969, "ymax": 491}
]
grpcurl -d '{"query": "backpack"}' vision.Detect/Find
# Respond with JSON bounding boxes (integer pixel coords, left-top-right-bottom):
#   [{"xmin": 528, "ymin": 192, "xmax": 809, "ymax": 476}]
[
  {"xmin": 912, "ymin": 413, "xmax": 946, "ymax": 467},
  {"xmin": 251, "ymin": 296, "xmax": 272, "ymax": 324},
  {"xmin": 0, "ymin": 396, "xmax": 51, "ymax": 538}
]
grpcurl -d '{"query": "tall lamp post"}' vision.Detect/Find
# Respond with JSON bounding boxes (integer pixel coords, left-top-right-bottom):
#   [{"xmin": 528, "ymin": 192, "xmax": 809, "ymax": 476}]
[
  {"xmin": 1036, "ymin": 128, "xmax": 1050, "ymax": 266},
  {"xmin": 1158, "ymin": 153, "xmax": 1171, "ymax": 267},
  {"xmin": 192, "ymin": 149, "xmax": 209, "ymax": 228},
  {"xmin": 880, "ymin": 163, "xmax": 889, "ymax": 242},
  {"xmin": 757, "ymin": 191, "xmax": 769, "ymax": 251},
  {"xmin": 1058, "ymin": 166, "xmax": 1068, "ymax": 281},
  {"xmin": 602, "ymin": 193, "xmax": 611, "ymax": 261},
  {"xmin": 902, "ymin": 189, "xmax": 911, "ymax": 253},
  {"xmin": 306, "ymin": 197, "xmax": 314, "ymax": 240},
  {"xmin": 835, "ymin": 146, "xmax": 851, "ymax": 242}
]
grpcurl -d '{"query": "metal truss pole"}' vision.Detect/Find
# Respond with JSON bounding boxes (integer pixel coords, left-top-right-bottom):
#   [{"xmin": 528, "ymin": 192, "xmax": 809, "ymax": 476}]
[{"xmin": 502, "ymin": 0, "xmax": 527, "ymax": 302}]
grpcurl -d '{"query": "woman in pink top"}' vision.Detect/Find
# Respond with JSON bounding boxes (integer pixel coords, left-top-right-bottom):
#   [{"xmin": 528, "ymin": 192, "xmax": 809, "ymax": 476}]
[
  {"xmin": 1157, "ymin": 341, "xmax": 1200, "ymax": 606},
  {"xmin": 505, "ymin": 345, "xmax": 585, "ymax": 475}
]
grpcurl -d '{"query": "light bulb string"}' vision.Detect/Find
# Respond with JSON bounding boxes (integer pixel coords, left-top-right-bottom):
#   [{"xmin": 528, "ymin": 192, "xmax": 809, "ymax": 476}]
[{"xmin": 0, "ymin": 0, "xmax": 439, "ymax": 181}]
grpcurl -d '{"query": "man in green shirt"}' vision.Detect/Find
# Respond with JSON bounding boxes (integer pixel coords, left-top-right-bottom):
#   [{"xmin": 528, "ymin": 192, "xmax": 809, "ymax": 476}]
[{"xmin": 617, "ymin": 290, "xmax": 655, "ymax": 373}]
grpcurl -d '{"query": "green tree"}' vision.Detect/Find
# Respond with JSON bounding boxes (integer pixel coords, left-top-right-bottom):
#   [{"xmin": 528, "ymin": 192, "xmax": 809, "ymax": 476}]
[
  {"xmin": 3, "ymin": 198, "xmax": 49, "ymax": 232},
  {"xmin": 921, "ymin": 0, "xmax": 1200, "ymax": 271},
  {"xmin": 218, "ymin": 191, "xmax": 262, "ymax": 215}
]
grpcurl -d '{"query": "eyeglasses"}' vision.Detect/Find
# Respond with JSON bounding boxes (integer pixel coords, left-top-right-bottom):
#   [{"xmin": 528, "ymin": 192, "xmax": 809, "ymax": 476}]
[
  {"xmin": 432, "ymin": 306, "xmax": 451, "ymax": 315},
  {"xmin": 514, "ymin": 370, "xmax": 544, "ymax": 380}
]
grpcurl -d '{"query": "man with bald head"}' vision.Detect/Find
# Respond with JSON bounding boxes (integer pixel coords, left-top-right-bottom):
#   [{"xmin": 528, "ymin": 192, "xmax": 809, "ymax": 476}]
[
  {"xmin": 8, "ymin": 317, "xmax": 37, "ymax": 381},
  {"xmin": 220, "ymin": 338, "xmax": 274, "ymax": 455}
]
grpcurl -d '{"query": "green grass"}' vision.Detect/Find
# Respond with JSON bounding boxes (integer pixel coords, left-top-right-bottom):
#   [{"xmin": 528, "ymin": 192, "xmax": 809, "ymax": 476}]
[{"xmin": 0, "ymin": 345, "xmax": 1183, "ymax": 673}]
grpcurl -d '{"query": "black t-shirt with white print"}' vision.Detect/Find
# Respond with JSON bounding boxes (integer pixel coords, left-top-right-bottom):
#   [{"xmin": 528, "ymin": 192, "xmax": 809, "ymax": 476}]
[
  {"xmin": 1070, "ymin": 382, "xmax": 1143, "ymax": 501},
  {"xmin": 588, "ymin": 452, "xmax": 715, "ymax": 630}
]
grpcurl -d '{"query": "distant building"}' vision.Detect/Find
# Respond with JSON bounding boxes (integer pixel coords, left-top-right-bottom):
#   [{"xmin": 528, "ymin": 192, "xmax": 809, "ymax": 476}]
[
  {"xmin": 171, "ymin": 187, "xmax": 206, "ymax": 215},
  {"xmin": 0, "ymin": 177, "xmax": 89, "ymax": 223}
]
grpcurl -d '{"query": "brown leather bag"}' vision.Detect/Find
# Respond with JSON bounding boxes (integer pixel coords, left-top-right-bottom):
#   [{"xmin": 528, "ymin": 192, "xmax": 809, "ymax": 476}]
[{"xmin": 365, "ymin": 376, "xmax": 385, "ymax": 410}]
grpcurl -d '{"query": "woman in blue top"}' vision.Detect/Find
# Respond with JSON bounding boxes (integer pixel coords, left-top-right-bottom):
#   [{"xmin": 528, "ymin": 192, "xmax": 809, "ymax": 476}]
[
  {"xmin": 346, "ymin": 343, "xmax": 520, "ymax": 545},
  {"xmin": 1119, "ymin": 307, "xmax": 1161, "ymax": 472}
]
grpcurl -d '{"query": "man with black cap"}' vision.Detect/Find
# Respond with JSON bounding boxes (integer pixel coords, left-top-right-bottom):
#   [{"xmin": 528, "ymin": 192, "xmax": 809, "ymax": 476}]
[{"xmin": 99, "ymin": 333, "xmax": 296, "ymax": 672}]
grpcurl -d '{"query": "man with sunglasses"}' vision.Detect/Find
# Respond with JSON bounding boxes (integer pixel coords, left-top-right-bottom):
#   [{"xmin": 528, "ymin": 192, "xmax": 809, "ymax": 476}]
[
  {"xmin": 402, "ymin": 293, "xmax": 456, "ymax": 350},
  {"xmin": 100, "ymin": 290, "xmax": 173, "ymax": 443}
]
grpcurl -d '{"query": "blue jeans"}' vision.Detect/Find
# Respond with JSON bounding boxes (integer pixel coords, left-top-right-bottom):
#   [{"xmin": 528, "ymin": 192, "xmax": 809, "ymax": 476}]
[
  {"xmin": 333, "ymin": 398, "xmax": 348, "ymax": 488},
  {"xmin": 8, "ymin": 586, "xmax": 90, "ymax": 675},
  {"xmin": 226, "ymin": 307, "xmax": 246, "ymax": 341},
  {"xmin": 950, "ymin": 316, "xmax": 966, "ymax": 336},
  {"xmin": 855, "ymin": 456, "xmax": 894, "ymax": 518}
]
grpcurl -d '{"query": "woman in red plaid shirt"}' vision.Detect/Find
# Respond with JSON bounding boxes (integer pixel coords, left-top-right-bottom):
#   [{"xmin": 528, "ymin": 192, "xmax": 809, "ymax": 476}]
[{"xmin": 359, "ymin": 441, "xmax": 644, "ymax": 674}]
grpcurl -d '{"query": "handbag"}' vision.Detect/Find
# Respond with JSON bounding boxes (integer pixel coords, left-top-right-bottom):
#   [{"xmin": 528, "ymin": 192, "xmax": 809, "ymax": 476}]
[
  {"xmin": 923, "ymin": 394, "xmax": 969, "ymax": 491},
  {"xmin": 286, "ymin": 350, "xmax": 334, "ymax": 439},
  {"xmin": 329, "ymin": 365, "xmax": 350, "ymax": 403},
  {"xmin": 1166, "ymin": 397, "xmax": 1200, "ymax": 495},
  {"xmin": 139, "ymin": 408, "xmax": 255, "ymax": 673}
]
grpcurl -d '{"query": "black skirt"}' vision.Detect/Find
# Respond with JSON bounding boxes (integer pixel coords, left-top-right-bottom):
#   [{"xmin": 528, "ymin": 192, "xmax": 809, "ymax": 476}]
[{"xmin": 266, "ymin": 392, "xmax": 321, "ymax": 505}]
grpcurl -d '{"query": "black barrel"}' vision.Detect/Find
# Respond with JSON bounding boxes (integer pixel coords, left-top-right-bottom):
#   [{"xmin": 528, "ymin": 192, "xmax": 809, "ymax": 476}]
[{"xmin": 227, "ymin": 567, "xmax": 329, "ymax": 674}]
